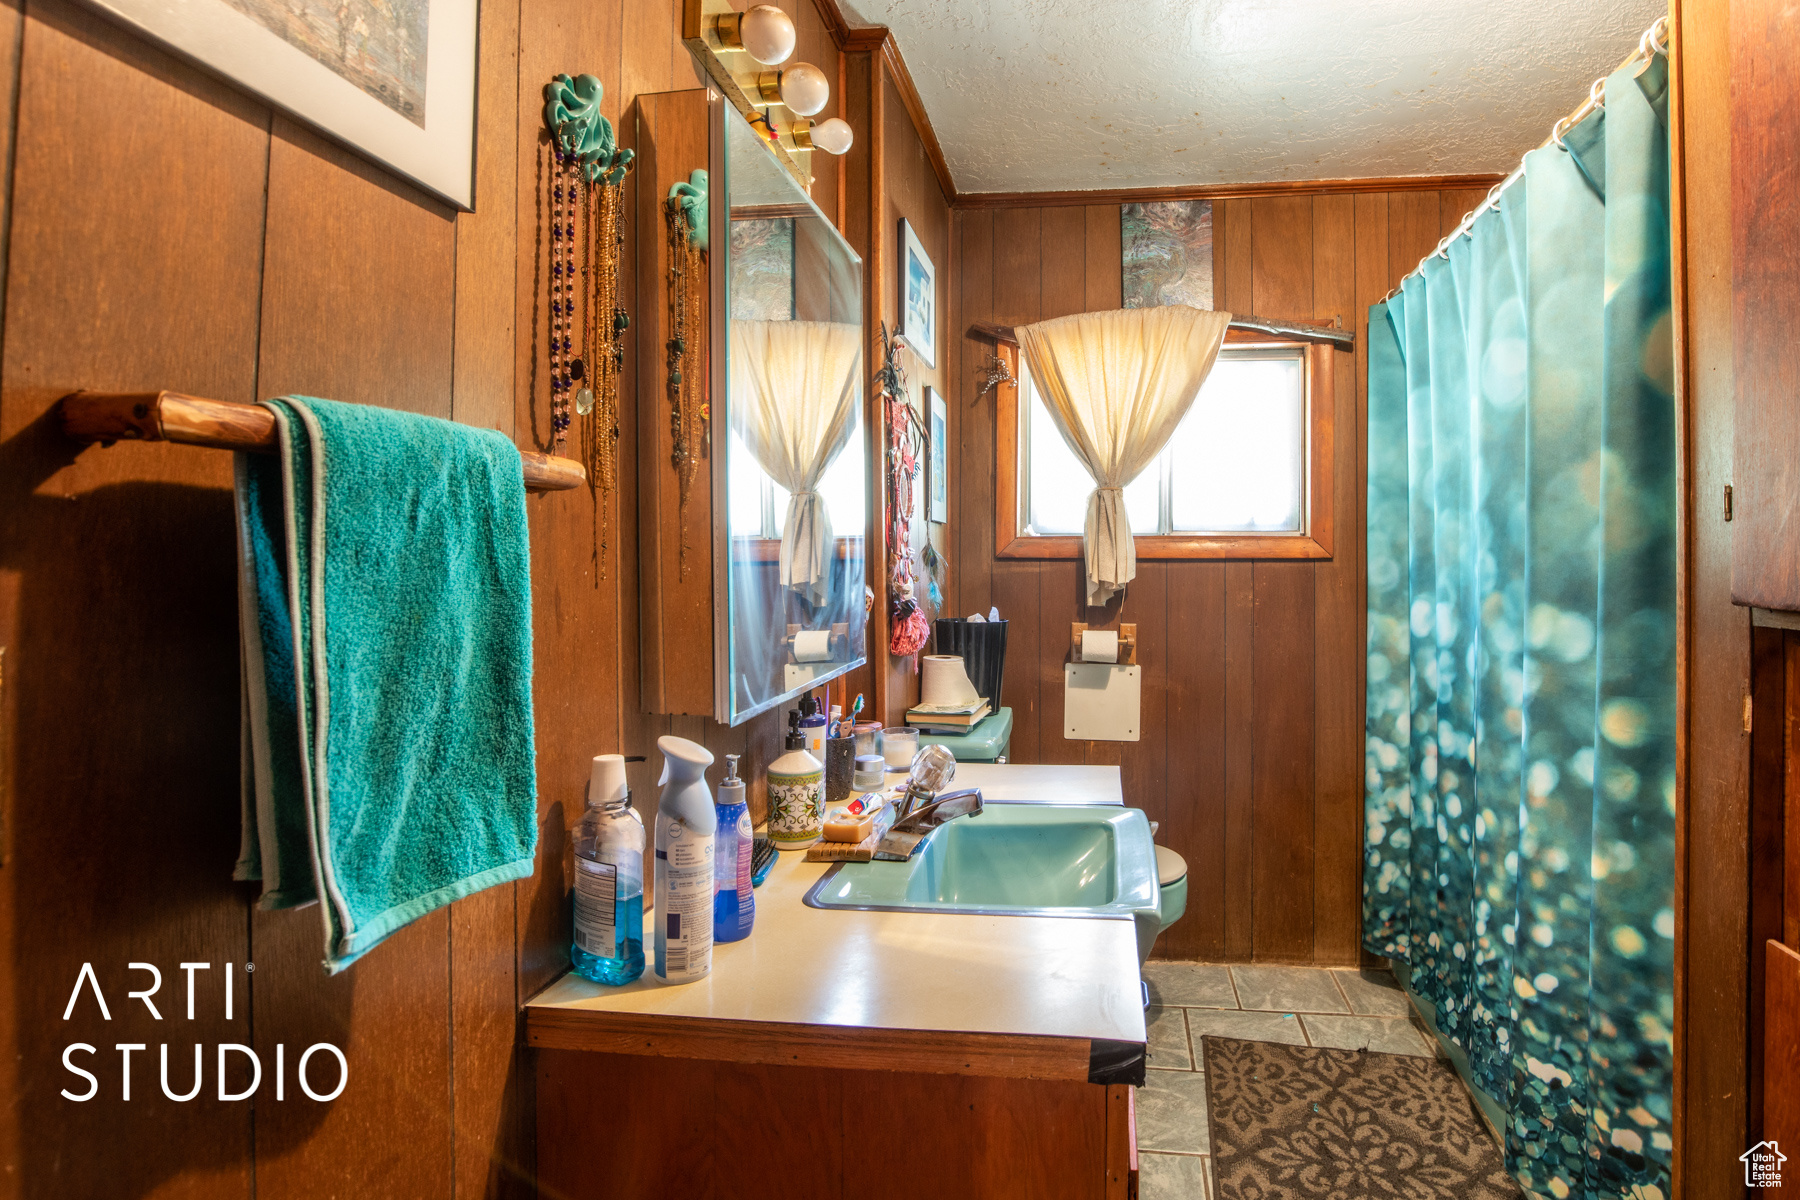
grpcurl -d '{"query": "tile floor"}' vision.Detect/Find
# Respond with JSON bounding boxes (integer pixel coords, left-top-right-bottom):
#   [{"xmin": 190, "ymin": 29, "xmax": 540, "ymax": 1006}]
[{"xmin": 1134, "ymin": 963, "xmax": 1442, "ymax": 1199}]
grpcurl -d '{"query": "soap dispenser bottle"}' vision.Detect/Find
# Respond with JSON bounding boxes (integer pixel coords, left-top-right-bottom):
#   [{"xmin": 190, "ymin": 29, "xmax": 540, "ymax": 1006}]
[
  {"xmin": 713, "ymin": 754, "xmax": 755, "ymax": 942},
  {"xmin": 768, "ymin": 709, "xmax": 824, "ymax": 850},
  {"xmin": 653, "ymin": 736, "xmax": 717, "ymax": 984},
  {"xmin": 571, "ymin": 754, "xmax": 645, "ymax": 986},
  {"xmin": 799, "ymin": 695, "xmax": 828, "ymax": 759}
]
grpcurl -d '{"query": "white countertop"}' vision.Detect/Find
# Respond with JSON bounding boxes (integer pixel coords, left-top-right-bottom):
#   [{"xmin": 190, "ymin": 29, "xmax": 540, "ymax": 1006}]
[{"xmin": 527, "ymin": 764, "xmax": 1146, "ymax": 1050}]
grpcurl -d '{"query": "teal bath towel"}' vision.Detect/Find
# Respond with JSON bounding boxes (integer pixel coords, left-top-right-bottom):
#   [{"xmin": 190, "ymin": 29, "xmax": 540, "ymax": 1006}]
[{"xmin": 233, "ymin": 396, "xmax": 537, "ymax": 973}]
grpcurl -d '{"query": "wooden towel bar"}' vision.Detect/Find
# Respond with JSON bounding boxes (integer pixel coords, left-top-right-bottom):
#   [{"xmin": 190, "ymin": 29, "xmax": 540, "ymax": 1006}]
[{"xmin": 58, "ymin": 391, "xmax": 586, "ymax": 492}]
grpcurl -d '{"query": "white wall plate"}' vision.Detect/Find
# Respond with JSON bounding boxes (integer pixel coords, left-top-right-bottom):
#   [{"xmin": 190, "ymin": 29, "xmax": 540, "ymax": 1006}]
[{"xmin": 1064, "ymin": 663, "xmax": 1141, "ymax": 742}]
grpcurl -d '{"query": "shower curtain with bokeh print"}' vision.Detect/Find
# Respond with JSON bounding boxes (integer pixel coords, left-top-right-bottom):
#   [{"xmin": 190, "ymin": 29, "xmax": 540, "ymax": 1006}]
[{"xmin": 1364, "ymin": 51, "xmax": 1674, "ymax": 1200}]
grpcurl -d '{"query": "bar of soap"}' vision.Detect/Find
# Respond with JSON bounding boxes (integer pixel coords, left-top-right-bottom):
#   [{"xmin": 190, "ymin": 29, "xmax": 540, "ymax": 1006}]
[{"xmin": 822, "ymin": 803, "xmax": 878, "ymax": 843}]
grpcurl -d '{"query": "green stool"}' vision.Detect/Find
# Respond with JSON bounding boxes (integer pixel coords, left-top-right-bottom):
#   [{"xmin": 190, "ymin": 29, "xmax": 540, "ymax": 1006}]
[{"xmin": 918, "ymin": 707, "xmax": 1013, "ymax": 762}]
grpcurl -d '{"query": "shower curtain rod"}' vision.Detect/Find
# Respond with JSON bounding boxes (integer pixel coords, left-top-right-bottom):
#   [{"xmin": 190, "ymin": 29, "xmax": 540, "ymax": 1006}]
[{"xmin": 1381, "ymin": 15, "xmax": 1669, "ymax": 304}]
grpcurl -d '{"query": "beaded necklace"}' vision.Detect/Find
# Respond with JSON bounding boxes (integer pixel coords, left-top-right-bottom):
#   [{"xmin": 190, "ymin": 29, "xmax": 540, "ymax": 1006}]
[
  {"xmin": 541, "ymin": 72, "xmax": 634, "ymax": 576},
  {"xmin": 665, "ymin": 170, "xmax": 709, "ymax": 575}
]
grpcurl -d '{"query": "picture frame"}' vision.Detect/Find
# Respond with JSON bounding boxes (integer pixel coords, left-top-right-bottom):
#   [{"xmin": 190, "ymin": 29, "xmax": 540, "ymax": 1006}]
[
  {"xmin": 928, "ymin": 386, "xmax": 948, "ymax": 524},
  {"xmin": 79, "ymin": 0, "xmax": 479, "ymax": 210},
  {"xmin": 899, "ymin": 218, "xmax": 937, "ymax": 367}
]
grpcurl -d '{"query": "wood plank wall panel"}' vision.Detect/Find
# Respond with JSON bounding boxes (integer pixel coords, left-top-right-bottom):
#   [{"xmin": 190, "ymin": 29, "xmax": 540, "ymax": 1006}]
[
  {"xmin": 950, "ymin": 187, "xmax": 1462, "ymax": 965},
  {"xmin": 511, "ymin": 0, "xmax": 626, "ymax": 1007},
  {"xmin": 448, "ymin": 2, "xmax": 527, "ymax": 1191},
  {"xmin": 1350, "ymin": 192, "xmax": 1390, "ymax": 967},
  {"xmin": 1729, "ymin": 0, "xmax": 1800, "ymax": 609},
  {"xmin": 1312, "ymin": 193, "xmax": 1362, "ymax": 964},
  {"xmin": 1218, "ymin": 201, "xmax": 1258, "ymax": 961},
  {"xmin": 0, "ymin": 3, "xmax": 267, "ymax": 1194},
  {"xmin": 875, "ymin": 68, "xmax": 951, "ymax": 726},
  {"xmin": 1676, "ymin": 0, "xmax": 1753, "ymax": 1191},
  {"xmin": 250, "ymin": 117, "xmax": 460, "ymax": 1200},
  {"xmin": 1247, "ymin": 197, "xmax": 1317, "ymax": 961},
  {"xmin": 991, "ymin": 207, "xmax": 1045, "ymax": 764}
]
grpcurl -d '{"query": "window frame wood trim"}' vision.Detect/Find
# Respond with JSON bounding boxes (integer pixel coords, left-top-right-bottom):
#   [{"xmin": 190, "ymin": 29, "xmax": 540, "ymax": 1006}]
[{"xmin": 992, "ymin": 330, "xmax": 1338, "ymax": 562}]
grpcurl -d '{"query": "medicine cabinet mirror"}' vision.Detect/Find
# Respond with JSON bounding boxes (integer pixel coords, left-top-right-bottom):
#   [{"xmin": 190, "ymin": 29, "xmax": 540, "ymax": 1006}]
[{"xmin": 637, "ymin": 89, "xmax": 867, "ymax": 726}]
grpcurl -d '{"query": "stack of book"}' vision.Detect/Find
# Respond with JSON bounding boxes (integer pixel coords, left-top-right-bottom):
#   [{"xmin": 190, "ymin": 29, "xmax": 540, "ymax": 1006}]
[{"xmin": 903, "ymin": 699, "xmax": 991, "ymax": 733}]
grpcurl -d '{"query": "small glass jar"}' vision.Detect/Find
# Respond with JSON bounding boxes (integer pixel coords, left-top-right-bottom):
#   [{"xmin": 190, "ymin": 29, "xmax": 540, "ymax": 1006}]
[{"xmin": 880, "ymin": 726, "xmax": 919, "ymax": 770}]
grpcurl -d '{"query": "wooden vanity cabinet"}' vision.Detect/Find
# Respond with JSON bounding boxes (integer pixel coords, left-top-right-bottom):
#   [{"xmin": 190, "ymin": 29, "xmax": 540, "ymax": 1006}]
[{"xmin": 535, "ymin": 1049, "xmax": 1133, "ymax": 1199}]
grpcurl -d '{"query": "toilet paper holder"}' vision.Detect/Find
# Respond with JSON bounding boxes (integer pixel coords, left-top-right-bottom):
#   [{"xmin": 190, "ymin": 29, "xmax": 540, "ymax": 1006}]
[
  {"xmin": 1069, "ymin": 622, "xmax": 1137, "ymax": 664},
  {"xmin": 786, "ymin": 623, "xmax": 849, "ymax": 663}
]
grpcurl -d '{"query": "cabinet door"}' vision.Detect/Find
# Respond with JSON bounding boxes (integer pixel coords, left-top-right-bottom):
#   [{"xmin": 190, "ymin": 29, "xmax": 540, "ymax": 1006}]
[
  {"xmin": 1730, "ymin": 0, "xmax": 1800, "ymax": 609},
  {"xmin": 1768, "ymin": 941, "xmax": 1800, "ymax": 1170}
]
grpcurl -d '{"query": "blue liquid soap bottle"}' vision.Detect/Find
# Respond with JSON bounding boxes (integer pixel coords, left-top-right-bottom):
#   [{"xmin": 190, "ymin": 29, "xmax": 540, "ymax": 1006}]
[
  {"xmin": 571, "ymin": 753, "xmax": 646, "ymax": 985},
  {"xmin": 653, "ymin": 736, "xmax": 717, "ymax": 984},
  {"xmin": 713, "ymin": 754, "xmax": 755, "ymax": 942}
]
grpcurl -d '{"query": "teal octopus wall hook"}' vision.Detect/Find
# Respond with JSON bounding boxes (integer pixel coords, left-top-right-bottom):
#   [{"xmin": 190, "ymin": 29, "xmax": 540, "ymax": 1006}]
[
  {"xmin": 667, "ymin": 169, "xmax": 709, "ymax": 252},
  {"xmin": 543, "ymin": 73, "xmax": 635, "ymax": 185}
]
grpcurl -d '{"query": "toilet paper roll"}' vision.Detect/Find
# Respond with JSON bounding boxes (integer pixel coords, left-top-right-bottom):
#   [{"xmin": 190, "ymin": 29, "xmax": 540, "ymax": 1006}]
[
  {"xmin": 919, "ymin": 654, "xmax": 981, "ymax": 707},
  {"xmin": 793, "ymin": 630, "xmax": 833, "ymax": 662},
  {"xmin": 1080, "ymin": 629, "xmax": 1119, "ymax": 663}
]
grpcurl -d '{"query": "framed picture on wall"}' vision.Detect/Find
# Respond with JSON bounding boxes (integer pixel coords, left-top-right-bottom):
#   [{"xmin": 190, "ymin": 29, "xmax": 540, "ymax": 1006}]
[
  {"xmin": 78, "ymin": 0, "xmax": 479, "ymax": 209},
  {"xmin": 899, "ymin": 218, "xmax": 937, "ymax": 367},
  {"xmin": 927, "ymin": 387, "xmax": 948, "ymax": 524}
]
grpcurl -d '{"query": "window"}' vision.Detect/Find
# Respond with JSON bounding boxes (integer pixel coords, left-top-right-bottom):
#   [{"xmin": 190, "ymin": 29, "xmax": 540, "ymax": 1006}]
[{"xmin": 997, "ymin": 331, "xmax": 1335, "ymax": 560}]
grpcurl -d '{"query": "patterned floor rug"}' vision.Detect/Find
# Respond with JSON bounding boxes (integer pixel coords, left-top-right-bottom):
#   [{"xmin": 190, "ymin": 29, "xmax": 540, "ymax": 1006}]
[{"xmin": 1202, "ymin": 1035, "xmax": 1520, "ymax": 1200}]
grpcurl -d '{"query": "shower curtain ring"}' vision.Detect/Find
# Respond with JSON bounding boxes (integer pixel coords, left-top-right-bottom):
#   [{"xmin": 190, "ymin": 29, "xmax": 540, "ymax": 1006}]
[
  {"xmin": 1648, "ymin": 15, "xmax": 1668, "ymax": 55},
  {"xmin": 1551, "ymin": 115, "xmax": 1571, "ymax": 151},
  {"xmin": 1589, "ymin": 77, "xmax": 1607, "ymax": 110}
]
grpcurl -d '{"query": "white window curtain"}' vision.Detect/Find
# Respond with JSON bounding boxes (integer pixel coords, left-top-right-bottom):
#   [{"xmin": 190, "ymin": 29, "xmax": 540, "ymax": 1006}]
[
  {"xmin": 728, "ymin": 319, "xmax": 863, "ymax": 604},
  {"xmin": 1018, "ymin": 305, "xmax": 1232, "ymax": 604}
]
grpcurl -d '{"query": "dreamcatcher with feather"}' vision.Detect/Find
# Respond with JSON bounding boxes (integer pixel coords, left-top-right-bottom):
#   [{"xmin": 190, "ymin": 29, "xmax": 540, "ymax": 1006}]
[{"xmin": 877, "ymin": 323, "xmax": 931, "ymax": 665}]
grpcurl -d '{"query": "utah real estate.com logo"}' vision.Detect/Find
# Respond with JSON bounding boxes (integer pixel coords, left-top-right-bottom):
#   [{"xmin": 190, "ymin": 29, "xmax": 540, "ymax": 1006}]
[{"xmin": 1743, "ymin": 1140, "xmax": 1786, "ymax": 1189}]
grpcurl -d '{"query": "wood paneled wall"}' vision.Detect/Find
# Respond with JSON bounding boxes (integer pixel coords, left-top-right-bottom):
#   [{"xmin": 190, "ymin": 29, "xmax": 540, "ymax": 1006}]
[
  {"xmin": 870, "ymin": 65, "xmax": 952, "ymax": 725},
  {"xmin": 1672, "ymin": 0, "xmax": 1763, "ymax": 1191},
  {"xmin": 946, "ymin": 189, "xmax": 1486, "ymax": 964},
  {"xmin": 0, "ymin": 0, "xmax": 867, "ymax": 1195}
]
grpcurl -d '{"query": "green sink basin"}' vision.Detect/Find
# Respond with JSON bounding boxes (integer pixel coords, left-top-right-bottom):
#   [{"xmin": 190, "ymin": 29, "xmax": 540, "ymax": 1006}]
[{"xmin": 802, "ymin": 802, "xmax": 1158, "ymax": 928}]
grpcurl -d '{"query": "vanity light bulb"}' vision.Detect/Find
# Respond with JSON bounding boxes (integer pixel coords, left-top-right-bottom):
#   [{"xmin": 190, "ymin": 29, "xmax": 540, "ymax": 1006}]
[
  {"xmin": 778, "ymin": 61, "xmax": 830, "ymax": 116},
  {"xmin": 808, "ymin": 116, "xmax": 853, "ymax": 155},
  {"xmin": 733, "ymin": 4, "xmax": 796, "ymax": 66}
]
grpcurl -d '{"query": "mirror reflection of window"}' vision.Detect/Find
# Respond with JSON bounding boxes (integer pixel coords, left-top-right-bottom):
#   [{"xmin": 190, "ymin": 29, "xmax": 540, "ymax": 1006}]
[{"xmin": 729, "ymin": 428, "xmax": 866, "ymax": 542}]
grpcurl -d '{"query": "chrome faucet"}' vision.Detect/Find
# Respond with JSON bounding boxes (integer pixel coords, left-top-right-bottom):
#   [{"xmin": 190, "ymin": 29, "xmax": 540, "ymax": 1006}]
[{"xmin": 873, "ymin": 787, "xmax": 983, "ymax": 861}]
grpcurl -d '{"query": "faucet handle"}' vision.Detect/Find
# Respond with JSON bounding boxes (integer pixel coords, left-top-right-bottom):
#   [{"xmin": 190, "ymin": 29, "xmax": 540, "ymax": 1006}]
[{"xmin": 902, "ymin": 787, "xmax": 983, "ymax": 830}]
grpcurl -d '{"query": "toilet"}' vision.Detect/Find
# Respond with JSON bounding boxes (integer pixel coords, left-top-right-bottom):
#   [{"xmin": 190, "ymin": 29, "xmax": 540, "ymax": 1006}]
[{"xmin": 1135, "ymin": 844, "xmax": 1189, "ymax": 964}]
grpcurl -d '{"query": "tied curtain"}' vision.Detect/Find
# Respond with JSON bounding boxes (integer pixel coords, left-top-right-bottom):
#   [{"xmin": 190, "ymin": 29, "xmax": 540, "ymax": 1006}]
[
  {"xmin": 729, "ymin": 319, "xmax": 862, "ymax": 604},
  {"xmin": 1018, "ymin": 305, "xmax": 1231, "ymax": 605},
  {"xmin": 1364, "ymin": 52, "xmax": 1674, "ymax": 1200}
]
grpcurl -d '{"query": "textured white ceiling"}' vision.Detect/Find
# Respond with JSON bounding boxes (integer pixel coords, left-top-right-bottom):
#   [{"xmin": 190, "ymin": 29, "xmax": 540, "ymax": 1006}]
[{"xmin": 838, "ymin": 0, "xmax": 1666, "ymax": 194}]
